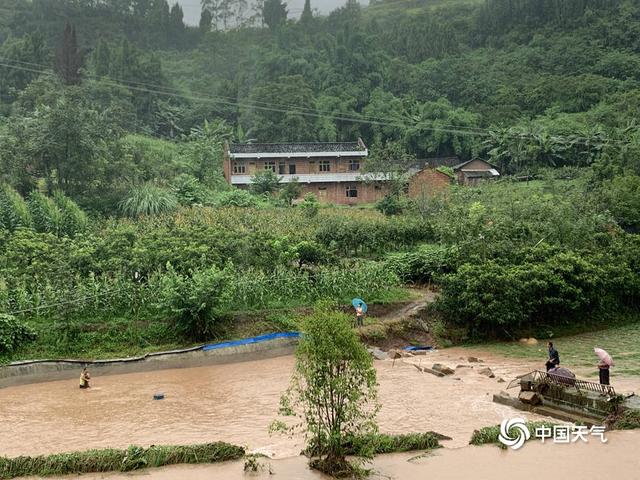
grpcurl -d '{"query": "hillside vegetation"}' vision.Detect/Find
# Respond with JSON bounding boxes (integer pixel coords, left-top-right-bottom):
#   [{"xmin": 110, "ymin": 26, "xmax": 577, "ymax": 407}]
[{"xmin": 0, "ymin": 0, "xmax": 639, "ymax": 360}]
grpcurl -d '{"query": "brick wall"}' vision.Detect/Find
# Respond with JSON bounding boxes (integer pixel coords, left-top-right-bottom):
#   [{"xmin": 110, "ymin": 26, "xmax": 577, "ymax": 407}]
[
  {"xmin": 408, "ymin": 168, "xmax": 451, "ymax": 199},
  {"xmin": 229, "ymin": 156, "xmax": 363, "ymax": 176},
  {"xmin": 300, "ymin": 181, "xmax": 388, "ymax": 205}
]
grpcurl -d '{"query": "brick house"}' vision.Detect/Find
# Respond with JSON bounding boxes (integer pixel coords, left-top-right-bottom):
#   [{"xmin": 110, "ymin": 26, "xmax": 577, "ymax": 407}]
[
  {"xmin": 452, "ymin": 159, "xmax": 500, "ymax": 185},
  {"xmin": 407, "ymin": 168, "xmax": 453, "ymax": 199},
  {"xmin": 223, "ymin": 143, "xmax": 496, "ymax": 204},
  {"xmin": 416, "ymin": 157, "xmax": 500, "ymax": 186},
  {"xmin": 223, "ymin": 139, "xmax": 388, "ymax": 205}
]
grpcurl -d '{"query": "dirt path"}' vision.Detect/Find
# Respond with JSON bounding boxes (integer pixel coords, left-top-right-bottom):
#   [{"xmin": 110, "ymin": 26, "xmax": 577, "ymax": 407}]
[
  {"xmin": 376, "ymin": 288, "xmax": 438, "ymax": 321},
  {"xmin": 358, "ymin": 287, "xmax": 437, "ymax": 350}
]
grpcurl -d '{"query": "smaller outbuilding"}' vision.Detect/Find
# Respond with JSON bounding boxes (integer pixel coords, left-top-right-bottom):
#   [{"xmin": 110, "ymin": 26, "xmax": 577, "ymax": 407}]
[{"xmin": 452, "ymin": 159, "xmax": 500, "ymax": 186}]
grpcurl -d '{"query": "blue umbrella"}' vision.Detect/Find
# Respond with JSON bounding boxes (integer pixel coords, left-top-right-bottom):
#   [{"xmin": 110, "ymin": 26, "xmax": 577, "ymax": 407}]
[{"xmin": 352, "ymin": 298, "xmax": 367, "ymax": 313}]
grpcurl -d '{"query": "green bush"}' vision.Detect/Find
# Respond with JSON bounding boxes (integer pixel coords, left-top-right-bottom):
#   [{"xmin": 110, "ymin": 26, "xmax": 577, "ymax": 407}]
[
  {"xmin": 0, "ymin": 442, "xmax": 245, "ymax": 479},
  {"xmin": 53, "ymin": 191, "xmax": 88, "ymax": 238},
  {"xmin": 614, "ymin": 410, "xmax": 640, "ymax": 430},
  {"xmin": 299, "ymin": 193, "xmax": 319, "ymax": 217},
  {"xmin": 0, "ymin": 184, "xmax": 31, "ymax": 232},
  {"xmin": 0, "ymin": 313, "xmax": 36, "ymax": 354},
  {"xmin": 27, "ymin": 191, "xmax": 61, "ymax": 235},
  {"xmin": 434, "ymin": 245, "xmax": 638, "ymax": 339},
  {"xmin": 375, "ymin": 194, "xmax": 405, "ymax": 216},
  {"xmin": 386, "ymin": 244, "xmax": 459, "ymax": 284},
  {"xmin": 306, "ymin": 432, "xmax": 442, "ymax": 457},
  {"xmin": 600, "ymin": 174, "xmax": 640, "ymax": 231},
  {"xmin": 250, "ymin": 170, "xmax": 281, "ymax": 195},
  {"xmin": 171, "ymin": 174, "xmax": 213, "ymax": 206},
  {"xmin": 315, "ymin": 214, "xmax": 433, "ymax": 255},
  {"xmin": 470, "ymin": 421, "xmax": 556, "ymax": 448},
  {"xmin": 118, "ymin": 183, "xmax": 178, "ymax": 217},
  {"xmin": 214, "ymin": 188, "xmax": 258, "ymax": 207},
  {"xmin": 156, "ymin": 264, "xmax": 231, "ymax": 340}
]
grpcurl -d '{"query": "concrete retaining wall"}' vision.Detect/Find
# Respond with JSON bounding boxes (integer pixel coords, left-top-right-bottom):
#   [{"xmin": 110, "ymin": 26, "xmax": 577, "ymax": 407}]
[{"xmin": 0, "ymin": 335, "xmax": 299, "ymax": 389}]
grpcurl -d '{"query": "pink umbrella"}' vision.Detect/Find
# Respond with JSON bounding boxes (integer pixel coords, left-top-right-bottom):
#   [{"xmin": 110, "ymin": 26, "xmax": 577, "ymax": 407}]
[{"xmin": 594, "ymin": 348, "xmax": 615, "ymax": 367}]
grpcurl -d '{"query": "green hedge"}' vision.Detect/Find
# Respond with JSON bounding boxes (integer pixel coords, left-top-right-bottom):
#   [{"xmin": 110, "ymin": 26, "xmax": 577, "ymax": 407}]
[
  {"xmin": 434, "ymin": 244, "xmax": 640, "ymax": 340},
  {"xmin": 0, "ymin": 442, "xmax": 245, "ymax": 479},
  {"xmin": 305, "ymin": 432, "xmax": 442, "ymax": 457},
  {"xmin": 470, "ymin": 422, "xmax": 556, "ymax": 448}
]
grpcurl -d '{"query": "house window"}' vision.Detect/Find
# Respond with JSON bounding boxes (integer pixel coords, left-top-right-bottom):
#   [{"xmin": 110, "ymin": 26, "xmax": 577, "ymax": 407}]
[
  {"xmin": 319, "ymin": 160, "xmax": 331, "ymax": 172},
  {"xmin": 264, "ymin": 160, "xmax": 276, "ymax": 172},
  {"xmin": 318, "ymin": 187, "xmax": 327, "ymax": 198},
  {"xmin": 289, "ymin": 163, "xmax": 296, "ymax": 175},
  {"xmin": 346, "ymin": 186, "xmax": 358, "ymax": 198},
  {"xmin": 233, "ymin": 161, "xmax": 246, "ymax": 174},
  {"xmin": 349, "ymin": 159, "xmax": 360, "ymax": 171},
  {"xmin": 278, "ymin": 162, "xmax": 286, "ymax": 175}
]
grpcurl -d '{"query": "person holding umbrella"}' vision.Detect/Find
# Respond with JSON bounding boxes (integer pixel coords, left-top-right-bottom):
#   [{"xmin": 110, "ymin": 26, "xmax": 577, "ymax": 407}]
[
  {"xmin": 352, "ymin": 298, "xmax": 367, "ymax": 327},
  {"xmin": 595, "ymin": 348, "xmax": 614, "ymax": 386}
]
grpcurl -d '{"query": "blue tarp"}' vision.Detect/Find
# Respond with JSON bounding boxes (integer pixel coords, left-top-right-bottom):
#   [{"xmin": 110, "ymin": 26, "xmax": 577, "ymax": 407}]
[
  {"xmin": 202, "ymin": 332, "xmax": 301, "ymax": 352},
  {"xmin": 403, "ymin": 345, "xmax": 434, "ymax": 351}
]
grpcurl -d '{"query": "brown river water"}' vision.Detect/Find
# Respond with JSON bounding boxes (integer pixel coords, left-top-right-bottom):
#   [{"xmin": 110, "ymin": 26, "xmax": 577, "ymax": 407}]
[
  {"xmin": 75, "ymin": 430, "xmax": 640, "ymax": 480},
  {"xmin": 2, "ymin": 348, "xmax": 639, "ymax": 478}
]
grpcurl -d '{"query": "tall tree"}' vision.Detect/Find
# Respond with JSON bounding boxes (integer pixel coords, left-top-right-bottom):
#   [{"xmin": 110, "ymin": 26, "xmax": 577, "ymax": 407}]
[
  {"xmin": 262, "ymin": 0, "xmax": 287, "ymax": 31},
  {"xmin": 300, "ymin": 0, "xmax": 312, "ymax": 24},
  {"xmin": 54, "ymin": 22, "xmax": 83, "ymax": 86},
  {"xmin": 169, "ymin": 3, "xmax": 185, "ymax": 34},
  {"xmin": 199, "ymin": 6, "xmax": 213, "ymax": 32},
  {"xmin": 274, "ymin": 306, "xmax": 379, "ymax": 476},
  {"xmin": 93, "ymin": 39, "xmax": 111, "ymax": 77},
  {"xmin": 0, "ymin": 33, "xmax": 49, "ymax": 101}
]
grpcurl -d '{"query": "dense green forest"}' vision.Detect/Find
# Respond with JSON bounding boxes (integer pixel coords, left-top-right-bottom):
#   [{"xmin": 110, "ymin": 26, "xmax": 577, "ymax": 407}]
[{"xmin": 0, "ymin": 0, "xmax": 639, "ymax": 360}]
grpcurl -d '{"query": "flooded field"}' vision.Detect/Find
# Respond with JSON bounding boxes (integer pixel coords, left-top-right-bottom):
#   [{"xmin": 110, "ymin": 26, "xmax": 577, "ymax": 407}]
[
  {"xmin": 0, "ymin": 348, "xmax": 563, "ymax": 458},
  {"xmin": 2, "ymin": 347, "xmax": 640, "ymax": 480}
]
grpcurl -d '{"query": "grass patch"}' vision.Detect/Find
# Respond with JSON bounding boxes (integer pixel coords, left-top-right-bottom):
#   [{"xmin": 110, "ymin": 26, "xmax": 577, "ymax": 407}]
[
  {"xmin": 613, "ymin": 410, "xmax": 640, "ymax": 430},
  {"xmin": 0, "ymin": 442, "xmax": 245, "ymax": 479},
  {"xmin": 470, "ymin": 421, "xmax": 556, "ymax": 448},
  {"xmin": 305, "ymin": 432, "xmax": 443, "ymax": 457},
  {"xmin": 0, "ymin": 314, "xmax": 189, "ymax": 365},
  {"xmin": 2, "ymin": 290, "xmax": 416, "ymax": 364},
  {"xmin": 469, "ymin": 318, "xmax": 640, "ymax": 377},
  {"xmin": 351, "ymin": 432, "xmax": 443, "ymax": 455}
]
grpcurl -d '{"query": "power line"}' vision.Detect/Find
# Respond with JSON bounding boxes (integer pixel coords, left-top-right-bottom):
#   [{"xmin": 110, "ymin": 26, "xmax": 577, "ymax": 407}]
[
  {"xmin": 0, "ymin": 55, "xmax": 490, "ymax": 135},
  {"xmin": 0, "ymin": 58, "xmax": 494, "ymax": 138},
  {"xmin": 0, "ymin": 57, "xmax": 634, "ymax": 148}
]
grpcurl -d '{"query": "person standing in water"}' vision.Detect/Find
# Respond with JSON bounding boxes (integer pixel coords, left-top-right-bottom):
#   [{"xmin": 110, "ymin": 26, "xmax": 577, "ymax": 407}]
[
  {"xmin": 355, "ymin": 303, "xmax": 364, "ymax": 327},
  {"xmin": 79, "ymin": 367, "xmax": 91, "ymax": 389}
]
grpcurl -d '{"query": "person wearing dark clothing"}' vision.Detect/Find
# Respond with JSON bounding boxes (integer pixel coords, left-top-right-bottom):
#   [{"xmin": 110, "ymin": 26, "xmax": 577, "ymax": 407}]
[
  {"xmin": 598, "ymin": 362, "xmax": 610, "ymax": 385},
  {"xmin": 546, "ymin": 342, "xmax": 560, "ymax": 372}
]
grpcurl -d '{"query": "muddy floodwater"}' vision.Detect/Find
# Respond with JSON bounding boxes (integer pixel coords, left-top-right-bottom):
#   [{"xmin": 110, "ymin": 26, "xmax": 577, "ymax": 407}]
[
  {"xmin": 1, "ymin": 349, "xmax": 555, "ymax": 457},
  {"xmin": 2, "ymin": 348, "xmax": 640, "ymax": 479},
  {"xmin": 76, "ymin": 430, "xmax": 640, "ymax": 480}
]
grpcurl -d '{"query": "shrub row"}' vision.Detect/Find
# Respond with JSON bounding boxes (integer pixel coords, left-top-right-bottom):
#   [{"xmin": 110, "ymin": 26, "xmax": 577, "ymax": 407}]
[
  {"xmin": 305, "ymin": 432, "xmax": 442, "ymax": 457},
  {"xmin": 469, "ymin": 422, "xmax": 556, "ymax": 448},
  {"xmin": 0, "ymin": 442, "xmax": 245, "ymax": 479},
  {"xmin": 434, "ymin": 242, "xmax": 640, "ymax": 340}
]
